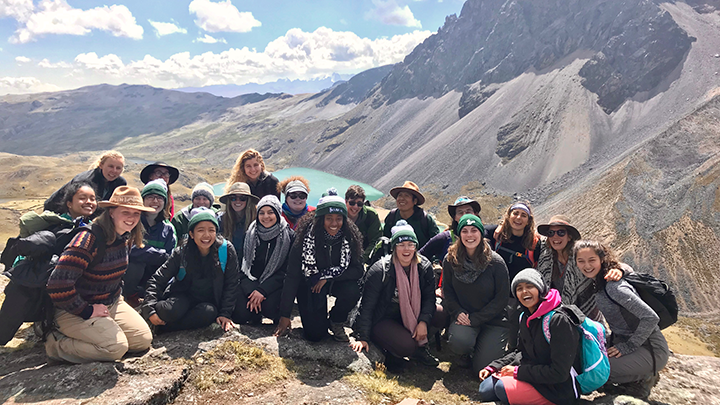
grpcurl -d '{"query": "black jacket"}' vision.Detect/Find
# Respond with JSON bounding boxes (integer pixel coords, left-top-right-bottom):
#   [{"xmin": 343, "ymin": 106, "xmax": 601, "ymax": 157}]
[
  {"xmin": 249, "ymin": 171, "xmax": 280, "ymax": 200},
  {"xmin": 354, "ymin": 254, "xmax": 436, "ymax": 342},
  {"xmin": 238, "ymin": 232, "xmax": 294, "ymax": 298},
  {"xmin": 44, "ymin": 168, "xmax": 127, "ymax": 215}
]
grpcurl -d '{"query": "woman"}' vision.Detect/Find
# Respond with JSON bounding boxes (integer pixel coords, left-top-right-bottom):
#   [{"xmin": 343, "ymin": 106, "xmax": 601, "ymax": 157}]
[
  {"xmin": 344, "ymin": 185, "xmax": 382, "ymax": 263},
  {"xmin": 575, "ymin": 240, "xmax": 669, "ymax": 399},
  {"xmin": 123, "ymin": 179, "xmax": 177, "ymax": 307},
  {"xmin": 227, "ymin": 149, "xmax": 280, "ymax": 199},
  {"xmin": 143, "ymin": 208, "xmax": 239, "ymax": 333},
  {"xmin": 172, "ymin": 182, "xmax": 215, "ymax": 241},
  {"xmin": 232, "ymin": 196, "xmax": 294, "ymax": 325},
  {"xmin": 44, "ymin": 150, "xmax": 126, "ymax": 217},
  {"xmin": 278, "ymin": 176, "xmax": 315, "ymax": 230},
  {"xmin": 58, "ymin": 181, "xmax": 98, "ymax": 224},
  {"xmin": 274, "ymin": 189, "xmax": 363, "ymax": 342},
  {"xmin": 218, "ymin": 182, "xmax": 258, "ymax": 263},
  {"xmin": 351, "ymin": 220, "xmax": 444, "ymax": 368},
  {"xmin": 140, "ymin": 162, "xmax": 180, "ymax": 218},
  {"xmin": 443, "ymin": 214, "xmax": 510, "ymax": 373},
  {"xmin": 479, "ymin": 269, "xmax": 582, "ymax": 404},
  {"xmin": 45, "ymin": 186, "xmax": 154, "ymax": 363}
]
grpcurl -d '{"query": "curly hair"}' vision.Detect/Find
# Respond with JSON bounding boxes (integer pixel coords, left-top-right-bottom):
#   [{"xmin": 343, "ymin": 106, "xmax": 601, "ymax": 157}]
[
  {"xmin": 89, "ymin": 150, "xmax": 124, "ymax": 170},
  {"xmin": 60, "ymin": 181, "xmax": 96, "ymax": 216},
  {"xmin": 446, "ymin": 234, "xmax": 493, "ymax": 270},
  {"xmin": 573, "ymin": 239, "xmax": 621, "ymax": 292},
  {"xmin": 293, "ymin": 211, "xmax": 363, "ymax": 260},
  {"xmin": 227, "ymin": 149, "xmax": 265, "ymax": 184},
  {"xmin": 498, "ymin": 201, "xmax": 537, "ymax": 251},
  {"xmin": 277, "ymin": 175, "xmax": 310, "ymax": 195}
]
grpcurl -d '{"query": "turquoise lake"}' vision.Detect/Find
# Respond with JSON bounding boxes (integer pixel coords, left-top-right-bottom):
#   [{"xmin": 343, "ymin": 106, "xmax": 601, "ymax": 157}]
[{"xmin": 213, "ymin": 167, "xmax": 383, "ymax": 206}]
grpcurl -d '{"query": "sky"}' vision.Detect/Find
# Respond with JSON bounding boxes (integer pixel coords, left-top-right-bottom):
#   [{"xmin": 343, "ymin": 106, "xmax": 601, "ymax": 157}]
[{"xmin": 0, "ymin": 0, "xmax": 464, "ymax": 94}]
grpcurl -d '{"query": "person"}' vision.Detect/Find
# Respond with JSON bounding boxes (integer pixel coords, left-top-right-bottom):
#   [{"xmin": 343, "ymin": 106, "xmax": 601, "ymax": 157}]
[
  {"xmin": 351, "ymin": 220, "xmax": 444, "ymax": 369},
  {"xmin": 575, "ymin": 240, "xmax": 669, "ymax": 399},
  {"xmin": 345, "ymin": 185, "xmax": 382, "ymax": 264},
  {"xmin": 227, "ymin": 149, "xmax": 280, "ymax": 199},
  {"xmin": 44, "ymin": 150, "xmax": 126, "ymax": 217},
  {"xmin": 478, "ymin": 269, "xmax": 583, "ymax": 404},
  {"xmin": 44, "ymin": 186, "xmax": 154, "ymax": 363},
  {"xmin": 278, "ymin": 176, "xmax": 315, "ymax": 230},
  {"xmin": 55, "ymin": 181, "xmax": 98, "ymax": 223},
  {"xmin": 123, "ymin": 179, "xmax": 177, "ymax": 308},
  {"xmin": 218, "ymin": 182, "xmax": 258, "ymax": 264},
  {"xmin": 274, "ymin": 189, "xmax": 364, "ymax": 342},
  {"xmin": 143, "ymin": 208, "xmax": 239, "ymax": 333},
  {"xmin": 140, "ymin": 162, "xmax": 180, "ymax": 218},
  {"xmin": 382, "ymin": 181, "xmax": 440, "ymax": 249},
  {"xmin": 171, "ymin": 182, "xmax": 216, "ymax": 241},
  {"xmin": 232, "ymin": 196, "xmax": 294, "ymax": 325},
  {"xmin": 443, "ymin": 214, "xmax": 510, "ymax": 373}
]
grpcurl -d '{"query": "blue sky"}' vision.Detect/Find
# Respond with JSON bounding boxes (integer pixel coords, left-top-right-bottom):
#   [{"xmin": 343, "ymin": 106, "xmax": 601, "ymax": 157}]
[{"xmin": 0, "ymin": 0, "xmax": 464, "ymax": 94}]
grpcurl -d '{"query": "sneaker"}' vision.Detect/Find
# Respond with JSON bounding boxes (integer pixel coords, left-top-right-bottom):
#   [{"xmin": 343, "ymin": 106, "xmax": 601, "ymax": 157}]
[
  {"xmin": 454, "ymin": 354, "xmax": 472, "ymax": 369},
  {"xmin": 329, "ymin": 321, "xmax": 349, "ymax": 342},
  {"xmin": 412, "ymin": 345, "xmax": 439, "ymax": 367}
]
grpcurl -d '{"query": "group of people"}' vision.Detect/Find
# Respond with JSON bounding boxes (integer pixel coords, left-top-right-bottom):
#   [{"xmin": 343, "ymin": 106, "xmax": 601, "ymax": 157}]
[{"xmin": 0, "ymin": 147, "xmax": 670, "ymax": 403}]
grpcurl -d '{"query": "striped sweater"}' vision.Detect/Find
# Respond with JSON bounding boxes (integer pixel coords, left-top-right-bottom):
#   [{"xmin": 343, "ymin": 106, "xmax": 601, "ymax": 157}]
[{"xmin": 47, "ymin": 229, "xmax": 129, "ymax": 319}]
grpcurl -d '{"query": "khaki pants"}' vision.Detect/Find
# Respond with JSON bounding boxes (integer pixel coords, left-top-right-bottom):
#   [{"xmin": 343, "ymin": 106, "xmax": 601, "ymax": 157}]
[{"xmin": 45, "ymin": 297, "xmax": 153, "ymax": 364}]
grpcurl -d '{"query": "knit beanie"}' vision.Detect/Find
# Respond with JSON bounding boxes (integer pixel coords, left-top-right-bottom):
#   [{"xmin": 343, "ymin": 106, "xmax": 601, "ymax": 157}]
[
  {"xmin": 191, "ymin": 182, "xmax": 215, "ymax": 205},
  {"xmin": 316, "ymin": 188, "xmax": 347, "ymax": 217},
  {"xmin": 284, "ymin": 179, "xmax": 309, "ymax": 195},
  {"xmin": 141, "ymin": 178, "xmax": 168, "ymax": 200},
  {"xmin": 390, "ymin": 220, "xmax": 418, "ymax": 248},
  {"xmin": 188, "ymin": 207, "xmax": 218, "ymax": 231},
  {"xmin": 456, "ymin": 214, "xmax": 484, "ymax": 235},
  {"xmin": 511, "ymin": 268, "xmax": 547, "ymax": 298},
  {"xmin": 257, "ymin": 195, "xmax": 282, "ymax": 219}
]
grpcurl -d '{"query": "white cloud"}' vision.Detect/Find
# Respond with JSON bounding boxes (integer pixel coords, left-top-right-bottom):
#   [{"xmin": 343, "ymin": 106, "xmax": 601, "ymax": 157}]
[
  {"xmin": 8, "ymin": 0, "xmax": 143, "ymax": 44},
  {"xmin": 38, "ymin": 58, "xmax": 72, "ymax": 68},
  {"xmin": 148, "ymin": 20, "xmax": 187, "ymax": 37},
  {"xmin": 0, "ymin": 0, "xmax": 34, "ymax": 21},
  {"xmin": 0, "ymin": 76, "xmax": 61, "ymax": 94},
  {"xmin": 75, "ymin": 52, "xmax": 125, "ymax": 74},
  {"xmin": 194, "ymin": 34, "xmax": 227, "ymax": 44},
  {"xmin": 367, "ymin": 0, "xmax": 422, "ymax": 28},
  {"xmin": 15, "ymin": 55, "xmax": 30, "ymax": 63},
  {"xmin": 188, "ymin": 0, "xmax": 261, "ymax": 33}
]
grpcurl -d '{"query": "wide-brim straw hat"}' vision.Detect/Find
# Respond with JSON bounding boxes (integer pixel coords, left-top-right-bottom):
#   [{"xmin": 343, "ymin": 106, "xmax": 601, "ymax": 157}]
[
  {"xmin": 537, "ymin": 215, "xmax": 581, "ymax": 240},
  {"xmin": 98, "ymin": 186, "xmax": 155, "ymax": 212},
  {"xmin": 140, "ymin": 162, "xmax": 180, "ymax": 185},
  {"xmin": 219, "ymin": 182, "xmax": 259, "ymax": 205},
  {"xmin": 389, "ymin": 181, "xmax": 425, "ymax": 206},
  {"xmin": 447, "ymin": 196, "xmax": 481, "ymax": 218}
]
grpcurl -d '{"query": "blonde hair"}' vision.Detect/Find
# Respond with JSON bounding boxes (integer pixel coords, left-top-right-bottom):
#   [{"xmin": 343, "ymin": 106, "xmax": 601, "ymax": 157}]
[
  {"xmin": 89, "ymin": 150, "xmax": 125, "ymax": 170},
  {"xmin": 227, "ymin": 149, "xmax": 265, "ymax": 184},
  {"xmin": 277, "ymin": 175, "xmax": 310, "ymax": 195},
  {"xmin": 94, "ymin": 208, "xmax": 144, "ymax": 248},
  {"xmin": 221, "ymin": 196, "xmax": 257, "ymax": 238}
]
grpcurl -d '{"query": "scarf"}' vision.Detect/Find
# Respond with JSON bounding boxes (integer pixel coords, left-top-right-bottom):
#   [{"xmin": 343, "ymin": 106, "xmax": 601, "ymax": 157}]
[
  {"xmin": 454, "ymin": 257, "xmax": 484, "ymax": 284},
  {"xmin": 282, "ymin": 202, "xmax": 308, "ymax": 221},
  {"xmin": 301, "ymin": 223, "xmax": 351, "ymax": 279},
  {"xmin": 393, "ymin": 255, "xmax": 426, "ymax": 344},
  {"xmin": 241, "ymin": 216, "xmax": 292, "ymax": 284}
]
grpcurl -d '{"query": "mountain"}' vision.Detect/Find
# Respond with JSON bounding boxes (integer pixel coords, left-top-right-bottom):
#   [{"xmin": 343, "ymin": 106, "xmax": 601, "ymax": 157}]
[{"xmin": 174, "ymin": 75, "xmax": 353, "ymax": 98}]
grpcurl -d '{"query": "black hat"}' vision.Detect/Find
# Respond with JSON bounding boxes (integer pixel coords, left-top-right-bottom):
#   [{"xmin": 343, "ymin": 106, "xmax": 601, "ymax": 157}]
[{"xmin": 140, "ymin": 162, "xmax": 179, "ymax": 185}]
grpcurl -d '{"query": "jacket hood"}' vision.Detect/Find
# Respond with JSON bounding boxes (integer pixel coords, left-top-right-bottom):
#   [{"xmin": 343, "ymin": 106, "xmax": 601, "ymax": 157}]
[{"xmin": 525, "ymin": 288, "xmax": 561, "ymax": 327}]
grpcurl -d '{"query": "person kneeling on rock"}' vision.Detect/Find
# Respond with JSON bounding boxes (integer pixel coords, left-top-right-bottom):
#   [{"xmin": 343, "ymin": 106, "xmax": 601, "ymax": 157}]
[{"xmin": 143, "ymin": 208, "xmax": 239, "ymax": 333}]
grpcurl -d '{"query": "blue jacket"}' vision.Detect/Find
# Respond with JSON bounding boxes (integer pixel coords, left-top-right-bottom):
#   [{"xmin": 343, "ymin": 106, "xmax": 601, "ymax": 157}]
[{"xmin": 129, "ymin": 215, "xmax": 176, "ymax": 268}]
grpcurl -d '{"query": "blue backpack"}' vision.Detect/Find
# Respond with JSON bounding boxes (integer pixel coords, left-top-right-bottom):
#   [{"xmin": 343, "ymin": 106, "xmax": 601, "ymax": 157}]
[{"xmin": 176, "ymin": 240, "xmax": 228, "ymax": 281}]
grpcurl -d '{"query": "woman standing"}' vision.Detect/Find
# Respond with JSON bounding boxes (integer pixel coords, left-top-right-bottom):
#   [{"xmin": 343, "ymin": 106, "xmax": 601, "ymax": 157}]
[
  {"xmin": 443, "ymin": 214, "xmax": 510, "ymax": 373},
  {"xmin": 575, "ymin": 240, "xmax": 669, "ymax": 400},
  {"xmin": 45, "ymin": 186, "xmax": 154, "ymax": 363},
  {"xmin": 218, "ymin": 182, "xmax": 258, "ymax": 264},
  {"xmin": 233, "ymin": 196, "xmax": 294, "ymax": 325},
  {"xmin": 227, "ymin": 149, "xmax": 280, "ymax": 200},
  {"xmin": 274, "ymin": 189, "xmax": 363, "ymax": 342},
  {"xmin": 278, "ymin": 176, "xmax": 315, "ymax": 230},
  {"xmin": 140, "ymin": 162, "xmax": 180, "ymax": 218}
]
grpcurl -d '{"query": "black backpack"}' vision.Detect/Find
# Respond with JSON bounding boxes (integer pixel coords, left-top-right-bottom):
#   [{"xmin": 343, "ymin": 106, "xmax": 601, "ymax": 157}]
[
  {"xmin": 605, "ymin": 272, "xmax": 678, "ymax": 330},
  {"xmin": 367, "ymin": 236, "xmax": 392, "ymax": 267}
]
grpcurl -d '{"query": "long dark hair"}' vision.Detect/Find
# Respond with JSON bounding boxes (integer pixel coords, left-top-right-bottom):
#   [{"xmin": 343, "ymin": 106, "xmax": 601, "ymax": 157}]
[
  {"xmin": 182, "ymin": 231, "xmax": 224, "ymax": 278},
  {"xmin": 294, "ymin": 211, "xmax": 363, "ymax": 260},
  {"xmin": 60, "ymin": 181, "xmax": 96, "ymax": 216},
  {"xmin": 573, "ymin": 240, "xmax": 621, "ymax": 292}
]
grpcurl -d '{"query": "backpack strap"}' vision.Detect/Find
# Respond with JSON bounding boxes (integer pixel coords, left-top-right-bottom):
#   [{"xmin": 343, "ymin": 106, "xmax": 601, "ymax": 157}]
[
  {"xmin": 177, "ymin": 239, "xmax": 228, "ymax": 281},
  {"xmin": 541, "ymin": 310, "xmax": 555, "ymax": 343}
]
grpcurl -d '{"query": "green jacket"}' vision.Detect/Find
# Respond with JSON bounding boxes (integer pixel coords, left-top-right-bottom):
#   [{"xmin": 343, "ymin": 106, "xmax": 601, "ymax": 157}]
[
  {"xmin": 171, "ymin": 204, "xmax": 219, "ymax": 242},
  {"xmin": 19, "ymin": 211, "xmax": 74, "ymax": 238},
  {"xmin": 382, "ymin": 206, "xmax": 441, "ymax": 249},
  {"xmin": 353, "ymin": 205, "xmax": 383, "ymax": 262}
]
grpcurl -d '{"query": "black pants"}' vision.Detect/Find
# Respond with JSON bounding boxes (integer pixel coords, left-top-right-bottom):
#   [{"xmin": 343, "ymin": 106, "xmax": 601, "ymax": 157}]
[
  {"xmin": 154, "ymin": 293, "xmax": 218, "ymax": 332},
  {"xmin": 370, "ymin": 304, "xmax": 447, "ymax": 358},
  {"xmin": 296, "ymin": 278, "xmax": 361, "ymax": 342},
  {"xmin": 232, "ymin": 288, "xmax": 282, "ymax": 324},
  {"xmin": 506, "ymin": 297, "xmax": 521, "ymax": 351},
  {"xmin": 123, "ymin": 262, "xmax": 160, "ymax": 298},
  {"xmin": 0, "ymin": 281, "xmax": 48, "ymax": 345}
]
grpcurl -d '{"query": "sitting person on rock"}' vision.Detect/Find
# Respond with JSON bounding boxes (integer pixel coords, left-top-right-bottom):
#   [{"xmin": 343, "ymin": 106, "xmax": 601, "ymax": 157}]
[
  {"xmin": 227, "ymin": 148, "xmax": 280, "ymax": 200},
  {"xmin": 143, "ymin": 208, "xmax": 238, "ymax": 333},
  {"xmin": 232, "ymin": 196, "xmax": 294, "ymax": 325},
  {"xmin": 45, "ymin": 186, "xmax": 154, "ymax": 363},
  {"xmin": 382, "ymin": 181, "xmax": 441, "ymax": 250},
  {"xmin": 345, "ymin": 185, "xmax": 382, "ymax": 264},
  {"xmin": 218, "ymin": 182, "xmax": 258, "ymax": 264},
  {"xmin": 575, "ymin": 240, "xmax": 669, "ymax": 400},
  {"xmin": 351, "ymin": 220, "xmax": 446, "ymax": 369},
  {"xmin": 140, "ymin": 162, "xmax": 180, "ymax": 218},
  {"xmin": 171, "ymin": 182, "xmax": 216, "ymax": 241},
  {"xmin": 274, "ymin": 189, "xmax": 363, "ymax": 342},
  {"xmin": 278, "ymin": 176, "xmax": 315, "ymax": 230}
]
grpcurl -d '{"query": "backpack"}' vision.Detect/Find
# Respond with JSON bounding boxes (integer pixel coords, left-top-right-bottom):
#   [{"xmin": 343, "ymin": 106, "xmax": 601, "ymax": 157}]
[
  {"xmin": 387, "ymin": 208, "xmax": 432, "ymax": 242},
  {"xmin": 176, "ymin": 239, "xmax": 228, "ymax": 281},
  {"xmin": 367, "ymin": 236, "xmax": 392, "ymax": 267},
  {"xmin": 604, "ymin": 273, "xmax": 678, "ymax": 330},
  {"xmin": 494, "ymin": 233, "xmax": 540, "ymax": 268}
]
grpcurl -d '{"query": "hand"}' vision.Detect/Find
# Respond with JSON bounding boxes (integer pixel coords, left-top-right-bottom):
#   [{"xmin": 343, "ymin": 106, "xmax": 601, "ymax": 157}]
[
  {"xmin": 149, "ymin": 313, "xmax": 165, "ymax": 326},
  {"xmin": 350, "ymin": 340, "xmax": 369, "ymax": 353},
  {"xmin": 607, "ymin": 346, "xmax": 622, "ymax": 358},
  {"xmin": 479, "ymin": 369, "xmax": 492, "ymax": 381},
  {"xmin": 216, "ymin": 316, "xmax": 236, "ymax": 332},
  {"xmin": 435, "ymin": 287, "xmax": 444, "ymax": 298},
  {"xmin": 605, "ymin": 268, "xmax": 623, "ymax": 282},
  {"xmin": 455, "ymin": 312, "xmax": 471, "ymax": 326},
  {"xmin": 273, "ymin": 316, "xmax": 292, "ymax": 337},
  {"xmin": 90, "ymin": 303, "xmax": 110, "ymax": 318},
  {"xmin": 311, "ymin": 279, "xmax": 327, "ymax": 293},
  {"xmin": 412, "ymin": 321, "xmax": 428, "ymax": 343},
  {"xmin": 498, "ymin": 365, "xmax": 515, "ymax": 377},
  {"xmin": 494, "ymin": 225, "xmax": 502, "ymax": 240},
  {"xmin": 246, "ymin": 290, "xmax": 266, "ymax": 314}
]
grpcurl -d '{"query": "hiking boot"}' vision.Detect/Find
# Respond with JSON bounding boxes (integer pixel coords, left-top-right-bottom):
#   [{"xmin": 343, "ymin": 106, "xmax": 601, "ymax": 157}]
[
  {"xmin": 412, "ymin": 345, "xmax": 439, "ymax": 367},
  {"xmin": 329, "ymin": 321, "xmax": 349, "ymax": 342},
  {"xmin": 383, "ymin": 352, "xmax": 407, "ymax": 373},
  {"xmin": 454, "ymin": 354, "xmax": 472, "ymax": 369}
]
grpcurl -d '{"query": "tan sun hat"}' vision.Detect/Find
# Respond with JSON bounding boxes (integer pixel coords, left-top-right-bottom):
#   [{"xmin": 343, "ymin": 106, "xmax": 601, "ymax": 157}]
[
  {"xmin": 389, "ymin": 181, "xmax": 425, "ymax": 206},
  {"xmin": 219, "ymin": 182, "xmax": 259, "ymax": 205},
  {"xmin": 537, "ymin": 215, "xmax": 581, "ymax": 240},
  {"xmin": 97, "ymin": 186, "xmax": 155, "ymax": 212}
]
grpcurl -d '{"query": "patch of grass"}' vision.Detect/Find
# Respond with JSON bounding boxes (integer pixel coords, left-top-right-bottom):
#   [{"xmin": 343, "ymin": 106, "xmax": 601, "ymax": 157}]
[{"xmin": 675, "ymin": 316, "xmax": 720, "ymax": 357}]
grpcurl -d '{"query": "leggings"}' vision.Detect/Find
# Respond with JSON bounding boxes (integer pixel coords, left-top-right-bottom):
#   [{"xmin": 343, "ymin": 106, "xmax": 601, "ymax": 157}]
[
  {"xmin": 296, "ymin": 278, "xmax": 361, "ymax": 342},
  {"xmin": 154, "ymin": 293, "xmax": 218, "ymax": 332},
  {"xmin": 370, "ymin": 305, "xmax": 447, "ymax": 358},
  {"xmin": 479, "ymin": 376, "xmax": 553, "ymax": 405}
]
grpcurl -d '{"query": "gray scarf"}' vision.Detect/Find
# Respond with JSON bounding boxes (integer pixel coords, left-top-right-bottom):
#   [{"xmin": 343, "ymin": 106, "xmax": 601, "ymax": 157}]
[
  {"xmin": 241, "ymin": 215, "xmax": 292, "ymax": 284},
  {"xmin": 454, "ymin": 257, "xmax": 484, "ymax": 284}
]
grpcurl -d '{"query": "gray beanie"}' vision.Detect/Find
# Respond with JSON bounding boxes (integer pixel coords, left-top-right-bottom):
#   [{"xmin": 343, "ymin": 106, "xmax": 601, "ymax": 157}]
[
  {"xmin": 511, "ymin": 268, "xmax": 547, "ymax": 298},
  {"xmin": 191, "ymin": 182, "xmax": 215, "ymax": 205},
  {"xmin": 257, "ymin": 195, "xmax": 282, "ymax": 219}
]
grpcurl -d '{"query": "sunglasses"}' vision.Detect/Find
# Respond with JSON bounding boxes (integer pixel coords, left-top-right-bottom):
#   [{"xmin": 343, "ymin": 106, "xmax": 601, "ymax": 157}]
[
  {"xmin": 230, "ymin": 195, "xmax": 248, "ymax": 202},
  {"xmin": 347, "ymin": 200, "xmax": 365, "ymax": 207},
  {"xmin": 287, "ymin": 193, "xmax": 307, "ymax": 200},
  {"xmin": 546, "ymin": 229, "xmax": 567, "ymax": 237}
]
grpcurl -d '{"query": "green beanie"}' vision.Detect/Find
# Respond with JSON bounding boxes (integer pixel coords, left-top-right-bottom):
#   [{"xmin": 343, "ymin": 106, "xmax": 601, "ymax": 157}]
[
  {"xmin": 188, "ymin": 207, "xmax": 218, "ymax": 232},
  {"xmin": 457, "ymin": 214, "xmax": 484, "ymax": 235},
  {"xmin": 316, "ymin": 187, "xmax": 347, "ymax": 217},
  {"xmin": 141, "ymin": 179, "xmax": 168, "ymax": 201},
  {"xmin": 390, "ymin": 220, "xmax": 418, "ymax": 248}
]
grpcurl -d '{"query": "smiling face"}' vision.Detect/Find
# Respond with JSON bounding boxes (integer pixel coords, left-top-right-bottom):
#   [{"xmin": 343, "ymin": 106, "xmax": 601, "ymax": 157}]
[
  {"xmin": 576, "ymin": 247, "xmax": 603, "ymax": 279},
  {"xmin": 286, "ymin": 192, "xmax": 307, "ymax": 214},
  {"xmin": 515, "ymin": 282, "xmax": 540, "ymax": 311},
  {"xmin": 394, "ymin": 241, "xmax": 417, "ymax": 267},
  {"xmin": 509, "ymin": 209, "xmax": 529, "ymax": 234},
  {"xmin": 192, "ymin": 195, "xmax": 211, "ymax": 209},
  {"xmin": 229, "ymin": 195, "xmax": 248, "ymax": 213},
  {"xmin": 324, "ymin": 213, "xmax": 344, "ymax": 236},
  {"xmin": 67, "ymin": 186, "xmax": 97, "ymax": 219},
  {"xmin": 149, "ymin": 167, "xmax": 171, "ymax": 184},
  {"xmin": 100, "ymin": 158, "xmax": 124, "ymax": 182},
  {"xmin": 111, "ymin": 207, "xmax": 142, "ymax": 235},
  {"xmin": 460, "ymin": 226, "xmax": 482, "ymax": 252},
  {"xmin": 258, "ymin": 206, "xmax": 277, "ymax": 228},
  {"xmin": 346, "ymin": 198, "xmax": 364, "ymax": 218},
  {"xmin": 189, "ymin": 221, "xmax": 217, "ymax": 255},
  {"xmin": 547, "ymin": 225, "xmax": 570, "ymax": 252},
  {"xmin": 143, "ymin": 194, "xmax": 165, "ymax": 216},
  {"xmin": 395, "ymin": 191, "xmax": 417, "ymax": 212},
  {"xmin": 243, "ymin": 157, "xmax": 262, "ymax": 182},
  {"xmin": 453, "ymin": 204, "xmax": 476, "ymax": 222}
]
